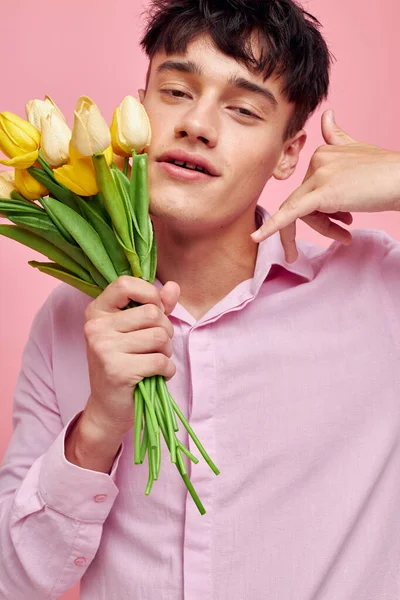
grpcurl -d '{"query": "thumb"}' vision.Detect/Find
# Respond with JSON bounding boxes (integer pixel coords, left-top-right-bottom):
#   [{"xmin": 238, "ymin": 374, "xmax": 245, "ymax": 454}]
[
  {"xmin": 159, "ymin": 280, "xmax": 181, "ymax": 316},
  {"xmin": 322, "ymin": 109, "xmax": 356, "ymax": 146}
]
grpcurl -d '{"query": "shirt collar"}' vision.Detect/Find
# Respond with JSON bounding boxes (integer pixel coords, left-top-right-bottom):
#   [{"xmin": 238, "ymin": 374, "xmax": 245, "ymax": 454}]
[
  {"xmin": 154, "ymin": 205, "xmax": 315, "ymax": 326},
  {"xmin": 251, "ymin": 204, "xmax": 315, "ymax": 296}
]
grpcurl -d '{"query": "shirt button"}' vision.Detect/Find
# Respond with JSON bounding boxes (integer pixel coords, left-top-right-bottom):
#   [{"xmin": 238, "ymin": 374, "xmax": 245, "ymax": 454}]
[
  {"xmin": 93, "ymin": 494, "xmax": 107, "ymax": 503},
  {"xmin": 74, "ymin": 557, "xmax": 86, "ymax": 567}
]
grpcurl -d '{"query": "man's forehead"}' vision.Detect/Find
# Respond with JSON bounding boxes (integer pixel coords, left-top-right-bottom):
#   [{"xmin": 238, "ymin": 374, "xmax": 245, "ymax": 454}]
[{"xmin": 149, "ymin": 34, "xmax": 284, "ymax": 104}]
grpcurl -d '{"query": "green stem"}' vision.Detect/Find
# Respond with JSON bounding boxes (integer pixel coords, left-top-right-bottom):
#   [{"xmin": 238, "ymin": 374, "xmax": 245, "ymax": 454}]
[
  {"xmin": 37, "ymin": 151, "xmax": 56, "ymax": 180},
  {"xmin": 145, "ymin": 435, "xmax": 154, "ymax": 495},
  {"xmin": 140, "ymin": 425, "xmax": 149, "ymax": 463},
  {"xmin": 156, "ymin": 376, "xmax": 176, "ymax": 463},
  {"xmin": 123, "ymin": 157, "xmax": 129, "ymax": 176},
  {"xmin": 144, "ymin": 398, "xmax": 159, "ymax": 481},
  {"xmin": 138, "ymin": 380, "xmax": 159, "ymax": 439},
  {"xmin": 177, "ymin": 440, "xmax": 199, "ymax": 464},
  {"xmin": 166, "ymin": 385, "xmax": 220, "ymax": 476},
  {"xmin": 134, "ymin": 386, "xmax": 144, "ymax": 464},
  {"xmin": 175, "ymin": 449, "xmax": 206, "ymax": 516},
  {"xmin": 9, "ymin": 190, "xmax": 29, "ymax": 203}
]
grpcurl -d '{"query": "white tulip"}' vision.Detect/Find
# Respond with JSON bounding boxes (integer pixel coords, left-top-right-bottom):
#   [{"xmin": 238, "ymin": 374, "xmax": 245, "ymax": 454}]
[
  {"xmin": 71, "ymin": 96, "xmax": 111, "ymax": 157},
  {"xmin": 40, "ymin": 110, "xmax": 72, "ymax": 167},
  {"xmin": 25, "ymin": 95, "xmax": 66, "ymax": 132},
  {"xmin": 112, "ymin": 95, "xmax": 152, "ymax": 156},
  {"xmin": 0, "ymin": 171, "xmax": 17, "ymax": 199}
]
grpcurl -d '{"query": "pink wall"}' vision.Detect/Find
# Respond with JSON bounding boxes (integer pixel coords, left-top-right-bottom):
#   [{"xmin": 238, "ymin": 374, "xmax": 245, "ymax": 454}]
[{"xmin": 1, "ymin": 0, "xmax": 398, "ymax": 598}]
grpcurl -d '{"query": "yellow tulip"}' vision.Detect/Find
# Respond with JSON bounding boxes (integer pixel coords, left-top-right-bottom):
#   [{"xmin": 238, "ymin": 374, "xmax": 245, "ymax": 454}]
[
  {"xmin": 0, "ymin": 112, "xmax": 40, "ymax": 169},
  {"xmin": 0, "ymin": 170, "xmax": 17, "ymax": 199},
  {"xmin": 111, "ymin": 95, "xmax": 151, "ymax": 156},
  {"xmin": 69, "ymin": 140, "xmax": 112, "ymax": 165},
  {"xmin": 53, "ymin": 158, "xmax": 99, "ymax": 196},
  {"xmin": 53, "ymin": 141, "xmax": 114, "ymax": 196},
  {"xmin": 40, "ymin": 109, "xmax": 72, "ymax": 167},
  {"xmin": 14, "ymin": 168, "xmax": 48, "ymax": 201},
  {"xmin": 71, "ymin": 96, "xmax": 111, "ymax": 157},
  {"xmin": 25, "ymin": 95, "xmax": 66, "ymax": 132}
]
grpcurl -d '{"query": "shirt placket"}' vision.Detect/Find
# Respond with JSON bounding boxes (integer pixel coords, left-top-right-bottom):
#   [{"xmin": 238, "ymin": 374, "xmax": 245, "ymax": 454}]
[{"xmin": 182, "ymin": 322, "xmax": 218, "ymax": 600}]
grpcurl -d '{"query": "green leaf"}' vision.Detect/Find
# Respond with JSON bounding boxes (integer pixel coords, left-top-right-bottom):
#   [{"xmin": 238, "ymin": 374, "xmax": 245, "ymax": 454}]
[
  {"xmin": 41, "ymin": 196, "xmax": 119, "ymax": 284},
  {"xmin": 115, "ymin": 167, "xmax": 145, "ymax": 245},
  {"xmin": 10, "ymin": 190, "xmax": 30, "ymax": 203},
  {"xmin": 74, "ymin": 195, "xmax": 131, "ymax": 277},
  {"xmin": 39, "ymin": 195, "xmax": 78, "ymax": 246},
  {"xmin": 130, "ymin": 153, "xmax": 151, "ymax": 279},
  {"xmin": 6, "ymin": 195, "xmax": 111, "ymax": 288},
  {"xmin": 92, "ymin": 153, "xmax": 132, "ymax": 248},
  {"xmin": 110, "ymin": 167, "xmax": 135, "ymax": 249},
  {"xmin": 7, "ymin": 212, "xmax": 59, "ymax": 232},
  {"xmin": 113, "ymin": 225, "xmax": 142, "ymax": 277},
  {"xmin": 5, "ymin": 214, "xmax": 94, "ymax": 275},
  {"xmin": 4, "ymin": 213, "xmax": 106, "ymax": 287},
  {"xmin": 149, "ymin": 225, "xmax": 157, "ymax": 284},
  {"xmin": 0, "ymin": 198, "xmax": 45, "ymax": 214},
  {"xmin": 28, "ymin": 166, "xmax": 81, "ymax": 213},
  {"xmin": 135, "ymin": 153, "xmax": 150, "ymax": 242},
  {"xmin": 90, "ymin": 192, "xmax": 112, "ymax": 226},
  {"xmin": 28, "ymin": 261, "xmax": 102, "ymax": 299},
  {"xmin": 81, "ymin": 255, "xmax": 109, "ymax": 288},
  {"xmin": 0, "ymin": 224, "xmax": 93, "ymax": 282}
]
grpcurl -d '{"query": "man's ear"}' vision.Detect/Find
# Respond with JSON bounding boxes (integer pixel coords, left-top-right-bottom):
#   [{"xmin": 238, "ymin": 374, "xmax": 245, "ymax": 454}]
[
  {"xmin": 138, "ymin": 89, "xmax": 145, "ymax": 103},
  {"xmin": 273, "ymin": 129, "xmax": 307, "ymax": 181}
]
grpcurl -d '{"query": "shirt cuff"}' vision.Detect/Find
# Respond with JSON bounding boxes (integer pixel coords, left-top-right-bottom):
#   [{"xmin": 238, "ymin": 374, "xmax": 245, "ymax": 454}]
[{"xmin": 38, "ymin": 411, "xmax": 124, "ymax": 522}]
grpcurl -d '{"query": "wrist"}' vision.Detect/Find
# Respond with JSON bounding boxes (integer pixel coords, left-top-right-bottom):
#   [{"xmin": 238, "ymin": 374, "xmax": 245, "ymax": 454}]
[
  {"xmin": 65, "ymin": 409, "xmax": 126, "ymax": 474},
  {"xmin": 393, "ymin": 151, "xmax": 400, "ymax": 211}
]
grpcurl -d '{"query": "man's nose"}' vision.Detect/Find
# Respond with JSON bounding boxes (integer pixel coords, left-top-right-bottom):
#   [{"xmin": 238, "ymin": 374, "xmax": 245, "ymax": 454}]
[{"xmin": 174, "ymin": 105, "xmax": 218, "ymax": 147}]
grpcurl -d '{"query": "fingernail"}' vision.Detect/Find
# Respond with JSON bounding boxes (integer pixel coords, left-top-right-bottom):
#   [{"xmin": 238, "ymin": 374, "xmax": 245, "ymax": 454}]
[{"xmin": 251, "ymin": 230, "xmax": 263, "ymax": 241}]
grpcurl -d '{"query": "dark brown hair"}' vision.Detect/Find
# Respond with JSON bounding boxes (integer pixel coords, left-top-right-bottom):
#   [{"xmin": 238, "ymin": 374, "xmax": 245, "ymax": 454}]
[{"xmin": 139, "ymin": 0, "xmax": 334, "ymax": 140}]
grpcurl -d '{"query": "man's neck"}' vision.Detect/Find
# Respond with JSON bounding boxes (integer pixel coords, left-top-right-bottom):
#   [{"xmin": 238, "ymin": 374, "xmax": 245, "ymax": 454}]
[{"xmin": 152, "ymin": 208, "xmax": 260, "ymax": 321}]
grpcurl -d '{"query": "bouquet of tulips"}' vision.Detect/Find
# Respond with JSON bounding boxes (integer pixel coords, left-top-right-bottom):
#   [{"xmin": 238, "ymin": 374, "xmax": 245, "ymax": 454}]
[{"xmin": 0, "ymin": 95, "xmax": 219, "ymax": 515}]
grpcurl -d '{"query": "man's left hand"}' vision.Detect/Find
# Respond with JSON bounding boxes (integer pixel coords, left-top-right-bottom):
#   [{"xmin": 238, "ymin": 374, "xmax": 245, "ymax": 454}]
[{"xmin": 250, "ymin": 109, "xmax": 400, "ymax": 263}]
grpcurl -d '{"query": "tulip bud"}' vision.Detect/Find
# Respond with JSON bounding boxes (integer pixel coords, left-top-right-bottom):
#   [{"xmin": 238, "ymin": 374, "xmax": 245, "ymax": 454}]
[
  {"xmin": 0, "ymin": 170, "xmax": 17, "ymax": 199},
  {"xmin": 111, "ymin": 95, "xmax": 152, "ymax": 156},
  {"xmin": 53, "ymin": 140, "xmax": 114, "ymax": 196},
  {"xmin": 0, "ymin": 112, "xmax": 40, "ymax": 169},
  {"xmin": 25, "ymin": 95, "xmax": 66, "ymax": 132},
  {"xmin": 14, "ymin": 168, "xmax": 48, "ymax": 201},
  {"xmin": 71, "ymin": 96, "xmax": 111, "ymax": 157},
  {"xmin": 40, "ymin": 110, "xmax": 72, "ymax": 167}
]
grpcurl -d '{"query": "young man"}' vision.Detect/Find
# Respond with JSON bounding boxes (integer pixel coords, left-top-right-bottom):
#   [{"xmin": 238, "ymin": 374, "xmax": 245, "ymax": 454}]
[{"xmin": 1, "ymin": 0, "xmax": 400, "ymax": 598}]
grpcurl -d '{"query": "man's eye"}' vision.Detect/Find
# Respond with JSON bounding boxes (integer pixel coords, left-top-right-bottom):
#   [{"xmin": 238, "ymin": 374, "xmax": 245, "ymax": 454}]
[
  {"xmin": 235, "ymin": 107, "xmax": 258, "ymax": 119},
  {"xmin": 161, "ymin": 91, "xmax": 259, "ymax": 119},
  {"xmin": 161, "ymin": 89, "xmax": 188, "ymax": 98}
]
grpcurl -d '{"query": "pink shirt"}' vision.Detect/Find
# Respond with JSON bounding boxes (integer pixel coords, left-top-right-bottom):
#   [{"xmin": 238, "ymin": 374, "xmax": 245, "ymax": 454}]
[{"xmin": 1, "ymin": 204, "xmax": 400, "ymax": 600}]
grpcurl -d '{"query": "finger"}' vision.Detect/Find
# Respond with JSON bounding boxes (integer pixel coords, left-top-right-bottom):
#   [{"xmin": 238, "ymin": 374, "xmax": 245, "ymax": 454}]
[
  {"xmin": 302, "ymin": 213, "xmax": 353, "ymax": 245},
  {"xmin": 160, "ymin": 280, "xmax": 181, "ymax": 316},
  {"xmin": 117, "ymin": 327, "xmax": 173, "ymax": 357},
  {"xmin": 87, "ymin": 275, "xmax": 165, "ymax": 317},
  {"xmin": 112, "ymin": 304, "xmax": 174, "ymax": 337},
  {"xmin": 120, "ymin": 352, "xmax": 177, "ymax": 381},
  {"xmin": 321, "ymin": 109, "xmax": 356, "ymax": 146},
  {"xmin": 329, "ymin": 211, "xmax": 353, "ymax": 225},
  {"xmin": 279, "ymin": 221, "xmax": 298, "ymax": 263},
  {"xmin": 251, "ymin": 185, "xmax": 316, "ymax": 243}
]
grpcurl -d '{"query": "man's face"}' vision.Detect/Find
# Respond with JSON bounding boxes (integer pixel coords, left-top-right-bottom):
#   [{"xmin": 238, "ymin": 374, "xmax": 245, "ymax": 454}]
[{"xmin": 139, "ymin": 34, "xmax": 306, "ymax": 236}]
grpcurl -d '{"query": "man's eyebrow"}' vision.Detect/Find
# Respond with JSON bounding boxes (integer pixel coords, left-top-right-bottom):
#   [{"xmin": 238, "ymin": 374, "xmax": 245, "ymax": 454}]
[{"xmin": 155, "ymin": 60, "xmax": 278, "ymax": 110}]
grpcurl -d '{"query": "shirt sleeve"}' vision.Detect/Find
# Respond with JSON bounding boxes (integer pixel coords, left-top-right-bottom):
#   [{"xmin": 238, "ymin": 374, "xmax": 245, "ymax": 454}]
[
  {"xmin": 0, "ymin": 288, "xmax": 124, "ymax": 600},
  {"xmin": 378, "ymin": 229, "xmax": 400, "ymax": 341}
]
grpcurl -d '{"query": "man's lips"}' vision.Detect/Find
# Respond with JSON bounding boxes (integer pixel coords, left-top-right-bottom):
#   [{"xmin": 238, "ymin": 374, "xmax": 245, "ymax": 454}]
[
  {"xmin": 156, "ymin": 149, "xmax": 220, "ymax": 176},
  {"xmin": 157, "ymin": 161, "xmax": 215, "ymax": 182}
]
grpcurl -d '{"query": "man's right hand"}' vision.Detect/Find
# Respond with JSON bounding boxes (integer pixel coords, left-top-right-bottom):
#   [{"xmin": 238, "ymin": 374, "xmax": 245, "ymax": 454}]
[{"xmin": 82, "ymin": 276, "xmax": 180, "ymax": 437}]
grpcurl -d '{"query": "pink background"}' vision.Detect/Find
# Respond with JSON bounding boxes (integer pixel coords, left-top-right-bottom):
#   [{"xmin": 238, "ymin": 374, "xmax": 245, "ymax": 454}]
[{"xmin": 0, "ymin": 0, "xmax": 399, "ymax": 598}]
